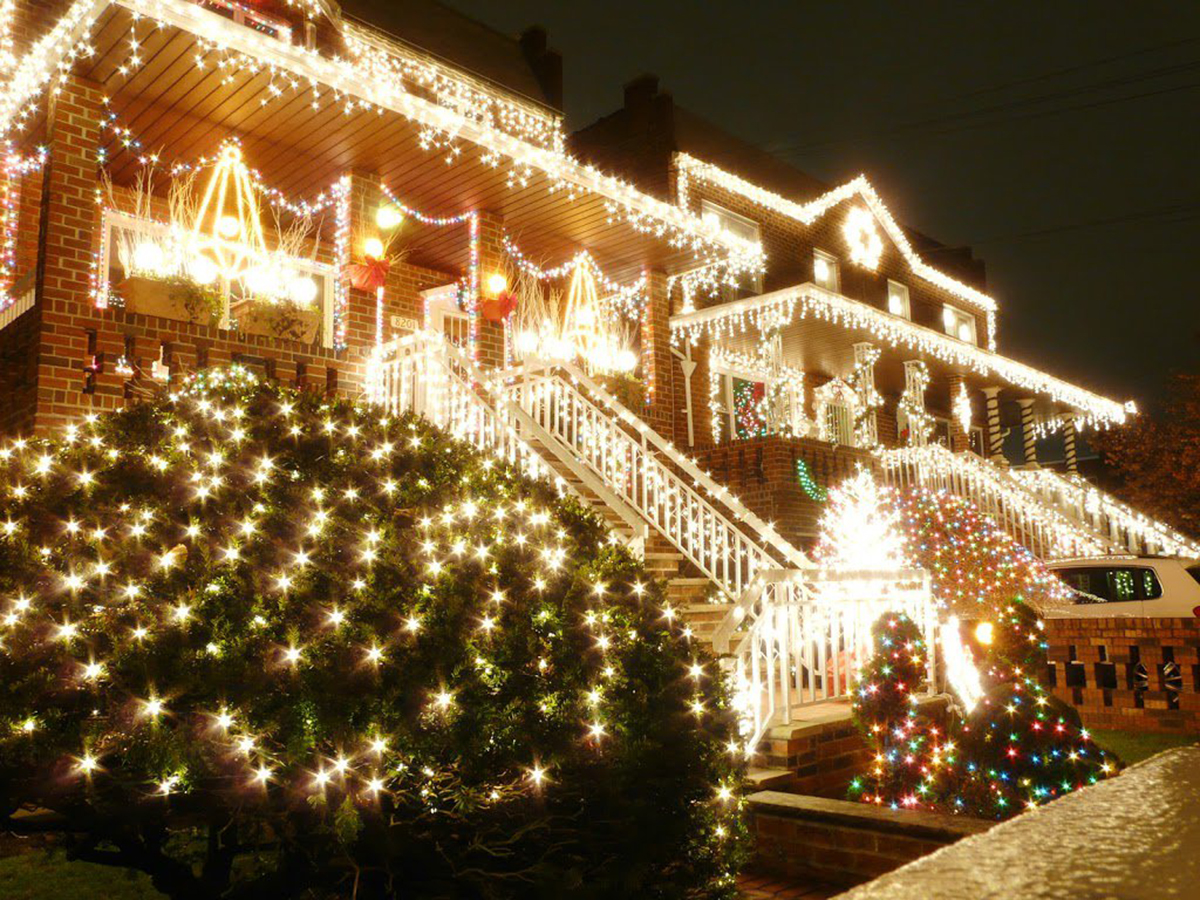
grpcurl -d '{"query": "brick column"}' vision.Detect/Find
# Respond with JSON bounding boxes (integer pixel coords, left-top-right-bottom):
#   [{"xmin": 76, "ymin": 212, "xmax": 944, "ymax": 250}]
[
  {"xmin": 982, "ymin": 386, "xmax": 1005, "ymax": 465},
  {"xmin": 640, "ymin": 269, "xmax": 674, "ymax": 436},
  {"xmin": 1016, "ymin": 398, "xmax": 1039, "ymax": 468},
  {"xmin": 1063, "ymin": 416, "xmax": 1079, "ymax": 474},
  {"xmin": 341, "ymin": 170, "xmax": 383, "ymax": 358},
  {"xmin": 33, "ymin": 73, "xmax": 106, "ymax": 433},
  {"xmin": 948, "ymin": 374, "xmax": 970, "ymax": 453},
  {"xmin": 473, "ymin": 210, "xmax": 506, "ymax": 369}
]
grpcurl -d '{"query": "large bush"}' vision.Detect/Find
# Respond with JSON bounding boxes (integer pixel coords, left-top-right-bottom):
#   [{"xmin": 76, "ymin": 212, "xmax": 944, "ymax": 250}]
[{"xmin": 0, "ymin": 370, "xmax": 746, "ymax": 899}]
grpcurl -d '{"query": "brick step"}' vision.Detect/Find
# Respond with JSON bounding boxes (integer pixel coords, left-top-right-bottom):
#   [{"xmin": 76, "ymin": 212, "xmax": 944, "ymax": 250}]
[{"xmin": 746, "ymin": 766, "xmax": 795, "ymax": 792}]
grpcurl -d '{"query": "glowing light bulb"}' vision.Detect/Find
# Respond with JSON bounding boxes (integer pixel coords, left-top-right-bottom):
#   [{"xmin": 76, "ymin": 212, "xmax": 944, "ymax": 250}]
[
  {"xmin": 189, "ymin": 254, "xmax": 218, "ymax": 286},
  {"xmin": 375, "ymin": 205, "xmax": 403, "ymax": 230},
  {"xmin": 132, "ymin": 240, "xmax": 165, "ymax": 274},
  {"xmin": 216, "ymin": 215, "xmax": 241, "ymax": 239},
  {"xmin": 363, "ymin": 237, "xmax": 385, "ymax": 259},
  {"xmin": 486, "ymin": 272, "xmax": 507, "ymax": 295},
  {"xmin": 974, "ymin": 621, "xmax": 995, "ymax": 646}
]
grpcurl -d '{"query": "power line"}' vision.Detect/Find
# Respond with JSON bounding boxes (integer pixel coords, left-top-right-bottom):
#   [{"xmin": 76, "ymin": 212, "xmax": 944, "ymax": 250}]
[
  {"xmin": 767, "ymin": 60, "xmax": 1200, "ymax": 155},
  {"xmin": 956, "ymin": 202, "xmax": 1200, "ymax": 248}
]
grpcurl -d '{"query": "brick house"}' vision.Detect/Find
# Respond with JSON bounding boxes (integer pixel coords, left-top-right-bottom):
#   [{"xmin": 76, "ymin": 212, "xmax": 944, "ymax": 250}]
[{"xmin": 0, "ymin": 1, "xmax": 1191, "ymax": 586}]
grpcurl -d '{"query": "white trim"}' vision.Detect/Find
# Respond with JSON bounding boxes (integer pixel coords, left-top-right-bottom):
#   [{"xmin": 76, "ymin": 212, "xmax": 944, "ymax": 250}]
[
  {"xmin": 0, "ymin": 285, "xmax": 34, "ymax": 332},
  {"xmin": 675, "ymin": 151, "xmax": 999, "ymax": 347},
  {"xmin": 670, "ymin": 283, "xmax": 1135, "ymax": 427}
]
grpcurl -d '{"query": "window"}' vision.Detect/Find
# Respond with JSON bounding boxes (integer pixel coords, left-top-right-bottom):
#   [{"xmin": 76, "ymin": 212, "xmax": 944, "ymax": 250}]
[
  {"xmin": 824, "ymin": 401, "xmax": 854, "ymax": 446},
  {"xmin": 196, "ymin": 0, "xmax": 292, "ymax": 42},
  {"xmin": 700, "ymin": 201, "xmax": 762, "ymax": 297},
  {"xmin": 1055, "ymin": 567, "xmax": 1162, "ymax": 604},
  {"xmin": 942, "ymin": 305, "xmax": 978, "ymax": 345},
  {"xmin": 813, "ymin": 249, "xmax": 840, "ymax": 292},
  {"xmin": 887, "ymin": 280, "xmax": 911, "ymax": 319}
]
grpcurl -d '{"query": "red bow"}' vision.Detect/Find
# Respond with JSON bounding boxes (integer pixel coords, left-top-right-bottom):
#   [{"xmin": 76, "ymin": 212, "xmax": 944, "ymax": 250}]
[
  {"xmin": 480, "ymin": 290, "xmax": 517, "ymax": 322},
  {"xmin": 348, "ymin": 257, "xmax": 391, "ymax": 292}
]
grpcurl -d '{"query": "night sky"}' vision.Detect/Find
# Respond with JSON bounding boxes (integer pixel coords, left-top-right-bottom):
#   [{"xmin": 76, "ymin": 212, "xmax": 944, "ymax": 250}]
[{"xmin": 440, "ymin": 0, "xmax": 1200, "ymax": 408}]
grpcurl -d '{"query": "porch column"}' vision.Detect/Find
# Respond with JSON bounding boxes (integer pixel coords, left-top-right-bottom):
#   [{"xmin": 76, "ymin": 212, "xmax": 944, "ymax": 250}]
[
  {"xmin": 901, "ymin": 360, "xmax": 929, "ymax": 447},
  {"xmin": 982, "ymin": 386, "xmax": 1005, "ymax": 465},
  {"xmin": 474, "ymin": 210, "xmax": 507, "ymax": 369},
  {"xmin": 640, "ymin": 269, "xmax": 674, "ymax": 436},
  {"xmin": 33, "ymin": 73, "xmax": 106, "ymax": 433},
  {"xmin": 948, "ymin": 374, "xmax": 971, "ymax": 453},
  {"xmin": 1063, "ymin": 416, "xmax": 1079, "ymax": 474},
  {"xmin": 1016, "ymin": 398, "xmax": 1039, "ymax": 468},
  {"xmin": 341, "ymin": 170, "xmax": 384, "ymax": 357}
]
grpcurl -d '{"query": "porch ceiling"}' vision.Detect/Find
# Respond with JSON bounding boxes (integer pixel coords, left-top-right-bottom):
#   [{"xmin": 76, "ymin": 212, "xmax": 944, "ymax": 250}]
[{"xmin": 82, "ymin": 5, "xmax": 703, "ymax": 282}]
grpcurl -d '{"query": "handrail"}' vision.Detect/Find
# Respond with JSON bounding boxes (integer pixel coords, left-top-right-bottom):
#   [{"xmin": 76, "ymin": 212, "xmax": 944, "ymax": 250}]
[
  {"xmin": 727, "ymin": 567, "xmax": 936, "ymax": 751},
  {"xmin": 494, "ymin": 363, "xmax": 810, "ymax": 599},
  {"xmin": 1010, "ymin": 467, "xmax": 1200, "ymax": 559},
  {"xmin": 495, "ymin": 356, "xmax": 812, "ymax": 572},
  {"xmin": 876, "ymin": 444, "xmax": 1116, "ymax": 560}
]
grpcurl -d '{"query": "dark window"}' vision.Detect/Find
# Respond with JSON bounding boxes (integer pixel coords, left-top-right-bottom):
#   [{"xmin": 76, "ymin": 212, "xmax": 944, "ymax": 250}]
[{"xmin": 1055, "ymin": 566, "xmax": 1162, "ymax": 604}]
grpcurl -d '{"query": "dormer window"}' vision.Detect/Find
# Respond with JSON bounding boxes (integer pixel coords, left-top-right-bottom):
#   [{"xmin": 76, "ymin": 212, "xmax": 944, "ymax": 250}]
[
  {"xmin": 813, "ymin": 249, "xmax": 840, "ymax": 292},
  {"xmin": 943, "ymin": 305, "xmax": 978, "ymax": 345},
  {"xmin": 700, "ymin": 200, "xmax": 762, "ymax": 297},
  {"xmin": 196, "ymin": 0, "xmax": 292, "ymax": 43},
  {"xmin": 887, "ymin": 280, "xmax": 910, "ymax": 319}
]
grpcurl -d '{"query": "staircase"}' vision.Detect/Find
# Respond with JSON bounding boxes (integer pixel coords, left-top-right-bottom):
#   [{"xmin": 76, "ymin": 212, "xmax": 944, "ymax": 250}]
[{"xmin": 877, "ymin": 444, "xmax": 1199, "ymax": 561}]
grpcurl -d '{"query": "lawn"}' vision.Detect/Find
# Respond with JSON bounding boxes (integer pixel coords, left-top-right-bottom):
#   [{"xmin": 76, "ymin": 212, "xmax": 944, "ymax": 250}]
[
  {"xmin": 1094, "ymin": 729, "xmax": 1198, "ymax": 766},
  {"xmin": 0, "ymin": 849, "xmax": 163, "ymax": 899}
]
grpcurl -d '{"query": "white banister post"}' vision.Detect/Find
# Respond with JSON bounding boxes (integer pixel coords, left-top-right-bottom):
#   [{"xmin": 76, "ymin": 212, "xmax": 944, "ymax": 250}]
[{"xmin": 1063, "ymin": 416, "xmax": 1080, "ymax": 474}]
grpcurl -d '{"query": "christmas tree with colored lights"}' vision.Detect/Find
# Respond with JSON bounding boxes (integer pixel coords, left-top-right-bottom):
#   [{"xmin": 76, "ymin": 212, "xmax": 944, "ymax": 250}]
[
  {"xmin": 0, "ymin": 370, "xmax": 747, "ymax": 899},
  {"xmin": 821, "ymin": 476, "xmax": 1115, "ymax": 818}
]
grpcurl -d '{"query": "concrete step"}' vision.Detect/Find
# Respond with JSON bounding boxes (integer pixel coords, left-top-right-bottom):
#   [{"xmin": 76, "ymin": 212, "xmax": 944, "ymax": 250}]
[{"xmin": 747, "ymin": 766, "xmax": 795, "ymax": 792}]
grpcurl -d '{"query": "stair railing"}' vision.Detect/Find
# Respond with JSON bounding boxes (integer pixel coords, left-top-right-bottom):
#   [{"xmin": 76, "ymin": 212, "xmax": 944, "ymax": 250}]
[
  {"xmin": 1009, "ymin": 467, "xmax": 1200, "ymax": 559},
  {"xmin": 724, "ymin": 567, "xmax": 936, "ymax": 752},
  {"xmin": 492, "ymin": 357, "xmax": 812, "ymax": 600},
  {"xmin": 876, "ymin": 445, "xmax": 1116, "ymax": 560}
]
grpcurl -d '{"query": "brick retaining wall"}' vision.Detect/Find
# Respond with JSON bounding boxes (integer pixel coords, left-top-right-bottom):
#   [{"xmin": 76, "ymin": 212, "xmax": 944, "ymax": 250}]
[
  {"xmin": 1045, "ymin": 617, "xmax": 1200, "ymax": 733},
  {"xmin": 747, "ymin": 791, "xmax": 991, "ymax": 887}
]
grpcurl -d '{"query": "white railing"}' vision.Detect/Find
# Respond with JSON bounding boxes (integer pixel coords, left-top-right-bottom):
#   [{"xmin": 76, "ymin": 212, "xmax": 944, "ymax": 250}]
[
  {"xmin": 368, "ymin": 333, "xmax": 649, "ymax": 545},
  {"xmin": 497, "ymin": 358, "xmax": 812, "ymax": 599},
  {"xmin": 877, "ymin": 445, "xmax": 1116, "ymax": 560},
  {"xmin": 1010, "ymin": 467, "xmax": 1200, "ymax": 559},
  {"xmin": 368, "ymin": 333, "xmax": 561, "ymax": 487},
  {"xmin": 721, "ymin": 567, "xmax": 936, "ymax": 751}
]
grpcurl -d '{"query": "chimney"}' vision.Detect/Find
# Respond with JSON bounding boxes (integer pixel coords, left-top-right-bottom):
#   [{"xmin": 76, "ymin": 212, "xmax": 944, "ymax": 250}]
[
  {"xmin": 624, "ymin": 73, "xmax": 660, "ymax": 111},
  {"xmin": 520, "ymin": 26, "xmax": 563, "ymax": 111}
]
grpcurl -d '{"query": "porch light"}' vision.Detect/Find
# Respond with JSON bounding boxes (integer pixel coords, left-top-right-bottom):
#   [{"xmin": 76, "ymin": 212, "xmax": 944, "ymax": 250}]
[
  {"xmin": 376, "ymin": 205, "xmax": 403, "ymax": 230},
  {"xmin": 974, "ymin": 621, "xmax": 995, "ymax": 646},
  {"xmin": 363, "ymin": 237, "xmax": 385, "ymax": 259},
  {"xmin": 486, "ymin": 272, "xmax": 508, "ymax": 295}
]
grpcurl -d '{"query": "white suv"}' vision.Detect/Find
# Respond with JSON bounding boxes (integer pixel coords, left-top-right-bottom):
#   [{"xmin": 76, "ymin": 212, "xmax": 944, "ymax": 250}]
[{"xmin": 1045, "ymin": 556, "xmax": 1200, "ymax": 619}]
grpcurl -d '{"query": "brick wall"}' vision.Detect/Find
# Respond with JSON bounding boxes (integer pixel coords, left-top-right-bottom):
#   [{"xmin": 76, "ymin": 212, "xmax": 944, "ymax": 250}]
[
  {"xmin": 1045, "ymin": 617, "xmax": 1200, "ymax": 733},
  {"xmin": 748, "ymin": 791, "xmax": 992, "ymax": 887},
  {"xmin": 759, "ymin": 715, "xmax": 873, "ymax": 798},
  {"xmin": 694, "ymin": 436, "xmax": 878, "ymax": 546}
]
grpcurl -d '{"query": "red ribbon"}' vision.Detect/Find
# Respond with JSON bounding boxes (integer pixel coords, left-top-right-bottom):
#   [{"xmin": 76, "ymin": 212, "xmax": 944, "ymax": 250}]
[{"xmin": 348, "ymin": 257, "xmax": 391, "ymax": 292}]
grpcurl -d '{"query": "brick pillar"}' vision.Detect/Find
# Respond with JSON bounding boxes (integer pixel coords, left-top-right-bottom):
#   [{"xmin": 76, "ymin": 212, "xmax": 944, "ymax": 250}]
[
  {"xmin": 948, "ymin": 374, "xmax": 970, "ymax": 453},
  {"xmin": 1063, "ymin": 416, "xmax": 1079, "ymax": 474},
  {"xmin": 474, "ymin": 210, "xmax": 506, "ymax": 369},
  {"xmin": 33, "ymin": 73, "xmax": 106, "ymax": 433},
  {"xmin": 342, "ymin": 170, "xmax": 383, "ymax": 359},
  {"xmin": 982, "ymin": 386, "xmax": 1005, "ymax": 465},
  {"xmin": 641, "ymin": 269, "xmax": 674, "ymax": 437},
  {"xmin": 1017, "ymin": 398, "xmax": 1039, "ymax": 468}
]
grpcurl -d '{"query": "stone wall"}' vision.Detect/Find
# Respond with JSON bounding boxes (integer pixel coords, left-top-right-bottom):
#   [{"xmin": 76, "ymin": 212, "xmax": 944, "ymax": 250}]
[{"xmin": 1045, "ymin": 617, "xmax": 1200, "ymax": 733}]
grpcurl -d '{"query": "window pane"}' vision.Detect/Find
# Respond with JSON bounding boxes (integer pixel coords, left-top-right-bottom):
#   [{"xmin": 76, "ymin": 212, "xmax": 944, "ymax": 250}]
[
  {"xmin": 1057, "ymin": 568, "xmax": 1110, "ymax": 603},
  {"xmin": 1108, "ymin": 569, "xmax": 1136, "ymax": 603},
  {"xmin": 1139, "ymin": 569, "xmax": 1163, "ymax": 600},
  {"xmin": 732, "ymin": 377, "xmax": 768, "ymax": 439}
]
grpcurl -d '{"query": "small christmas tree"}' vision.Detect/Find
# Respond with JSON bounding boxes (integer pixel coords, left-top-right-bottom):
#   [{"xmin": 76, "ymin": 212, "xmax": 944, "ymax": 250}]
[
  {"xmin": 832, "ymin": 480, "xmax": 1115, "ymax": 819},
  {"xmin": 814, "ymin": 467, "xmax": 906, "ymax": 570},
  {"xmin": 0, "ymin": 370, "xmax": 747, "ymax": 899}
]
